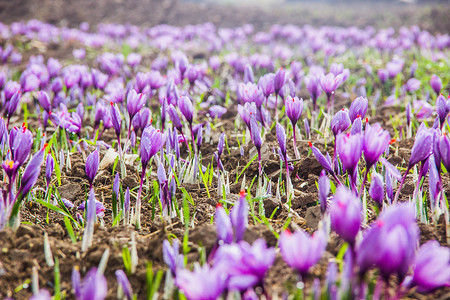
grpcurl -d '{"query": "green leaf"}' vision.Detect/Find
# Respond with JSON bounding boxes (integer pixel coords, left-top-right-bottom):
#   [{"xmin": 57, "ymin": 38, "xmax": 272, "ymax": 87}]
[
  {"xmin": 122, "ymin": 246, "xmax": 132, "ymax": 275},
  {"xmin": 64, "ymin": 216, "xmax": 77, "ymax": 244},
  {"xmin": 235, "ymin": 154, "xmax": 258, "ymax": 184}
]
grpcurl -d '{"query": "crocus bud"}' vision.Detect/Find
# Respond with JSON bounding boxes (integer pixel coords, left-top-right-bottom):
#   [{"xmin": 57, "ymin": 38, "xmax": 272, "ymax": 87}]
[
  {"xmin": 38, "ymin": 91, "xmax": 52, "ymax": 112},
  {"xmin": 274, "ymin": 68, "xmax": 286, "ymax": 95},
  {"xmin": 18, "ymin": 147, "xmax": 45, "ymax": 198},
  {"xmin": 369, "ymin": 172, "xmax": 384, "ymax": 207},
  {"xmin": 303, "ymin": 118, "xmax": 310, "ymax": 139},
  {"xmin": 230, "ymin": 192, "xmax": 248, "ymax": 242},
  {"xmin": 85, "ymin": 150, "xmax": 99, "ymax": 187},
  {"xmin": 4, "ymin": 81, "xmax": 21, "ymax": 101},
  {"xmin": 5, "ymin": 91, "xmax": 21, "ymax": 117},
  {"xmin": 436, "ymin": 94, "xmax": 448, "ymax": 126},
  {"xmin": 163, "ymin": 239, "xmax": 185, "ymax": 276},
  {"xmin": 110, "ymin": 102, "xmax": 122, "ymax": 138},
  {"xmin": 318, "ymin": 170, "xmax": 330, "ymax": 214},
  {"xmin": 305, "ymin": 75, "xmax": 322, "ymax": 110},
  {"xmin": 250, "ymin": 117, "xmax": 262, "ymax": 152},
  {"xmin": 279, "ymin": 229, "xmax": 327, "ymax": 277},
  {"xmin": 406, "ymin": 102, "xmax": 412, "ymax": 126},
  {"xmin": 217, "ymin": 132, "xmax": 225, "ymax": 157},
  {"xmin": 331, "ymin": 109, "xmax": 351, "ymax": 136},
  {"xmin": 436, "ymin": 134, "xmax": 450, "ymax": 171},
  {"xmin": 115, "ymin": 270, "xmax": 133, "ymax": 299},
  {"xmin": 330, "ymin": 186, "xmax": 362, "ymax": 245},
  {"xmin": 46, "ymin": 154, "xmax": 54, "ymax": 184},
  {"xmin": 410, "ymin": 241, "xmax": 450, "ymax": 292},
  {"xmin": 276, "ymin": 123, "xmax": 287, "ymax": 158},
  {"xmin": 285, "ymin": 96, "xmax": 303, "ymax": 126},
  {"xmin": 385, "ymin": 172, "xmax": 393, "ymax": 204},
  {"xmin": 179, "ymin": 96, "xmax": 194, "ymax": 125},
  {"xmin": 409, "ymin": 127, "xmax": 434, "ymax": 168},
  {"xmin": 363, "ymin": 123, "xmax": 390, "ymax": 169},
  {"xmin": 258, "ymin": 73, "xmax": 275, "ymax": 98},
  {"xmin": 349, "ymin": 97, "xmax": 368, "ymax": 123},
  {"xmin": 167, "ymin": 104, "xmax": 183, "ymax": 131},
  {"xmin": 430, "ymin": 74, "xmax": 442, "ymax": 95},
  {"xmin": 124, "ymin": 187, "xmax": 130, "ymax": 213}
]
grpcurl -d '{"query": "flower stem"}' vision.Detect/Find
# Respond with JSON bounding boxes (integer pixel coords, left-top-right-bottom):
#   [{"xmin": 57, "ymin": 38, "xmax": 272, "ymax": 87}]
[
  {"xmin": 135, "ymin": 168, "xmax": 146, "ymax": 230},
  {"xmin": 293, "ymin": 123, "xmax": 300, "ymax": 159}
]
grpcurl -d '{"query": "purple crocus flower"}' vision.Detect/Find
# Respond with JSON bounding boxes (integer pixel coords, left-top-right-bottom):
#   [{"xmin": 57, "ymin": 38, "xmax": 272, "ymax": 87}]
[
  {"xmin": 209, "ymin": 105, "xmax": 227, "ymax": 119},
  {"xmin": 363, "ymin": 123, "xmax": 390, "ymax": 169},
  {"xmin": 309, "ymin": 143, "xmax": 333, "ymax": 175},
  {"xmin": 276, "ymin": 123, "xmax": 287, "ymax": 158},
  {"xmin": 409, "ymin": 240, "xmax": 450, "ymax": 292},
  {"xmin": 110, "ymin": 102, "xmax": 122, "ymax": 139},
  {"xmin": 176, "ymin": 264, "xmax": 227, "ymax": 300},
  {"xmin": 285, "ymin": 96, "xmax": 303, "ymax": 126},
  {"xmin": 274, "ymin": 67, "xmax": 286, "ymax": 96},
  {"xmin": 237, "ymin": 102, "xmax": 257, "ymax": 130},
  {"xmin": 38, "ymin": 91, "xmax": 52, "ymax": 112},
  {"xmin": 4, "ymin": 91, "xmax": 21, "ymax": 119},
  {"xmin": 406, "ymin": 78, "xmax": 421, "ymax": 93},
  {"xmin": 318, "ymin": 170, "xmax": 330, "ymax": 214},
  {"xmin": 115, "ymin": 270, "xmax": 133, "ymax": 300},
  {"xmin": 85, "ymin": 150, "xmax": 99, "ymax": 188},
  {"xmin": 214, "ymin": 239, "xmax": 275, "ymax": 291},
  {"xmin": 279, "ymin": 228, "xmax": 327, "ymax": 278},
  {"xmin": 126, "ymin": 90, "xmax": 146, "ymax": 121},
  {"xmin": 304, "ymin": 118, "xmax": 310, "ymax": 139},
  {"xmin": 163, "ymin": 239, "xmax": 185, "ymax": 276},
  {"xmin": 331, "ymin": 109, "xmax": 351, "ymax": 136},
  {"xmin": 409, "ymin": 127, "xmax": 434, "ymax": 168},
  {"xmin": 436, "ymin": 133, "xmax": 450, "ymax": 172},
  {"xmin": 30, "ymin": 289, "xmax": 51, "ymax": 300},
  {"xmin": 179, "ymin": 96, "xmax": 194, "ymax": 125},
  {"xmin": 304, "ymin": 75, "xmax": 322, "ymax": 111},
  {"xmin": 72, "ymin": 267, "xmax": 107, "ymax": 300},
  {"xmin": 4, "ymin": 81, "xmax": 21, "ymax": 101},
  {"xmin": 351, "ymin": 117, "xmax": 362, "ymax": 135},
  {"xmin": 230, "ymin": 191, "xmax": 248, "ymax": 242},
  {"xmin": 349, "ymin": 97, "xmax": 368, "ymax": 123},
  {"xmin": 215, "ymin": 203, "xmax": 233, "ymax": 244},
  {"xmin": 336, "ymin": 132, "xmax": 362, "ymax": 180},
  {"xmin": 430, "ymin": 74, "xmax": 442, "ymax": 95},
  {"xmin": 250, "ymin": 117, "xmax": 262, "ymax": 155},
  {"xmin": 167, "ymin": 104, "xmax": 183, "ymax": 132},
  {"xmin": 141, "ymin": 127, "xmax": 165, "ymax": 170},
  {"xmin": 45, "ymin": 153, "xmax": 54, "ymax": 186},
  {"xmin": 436, "ymin": 94, "xmax": 448, "ymax": 127},
  {"xmin": 357, "ymin": 203, "xmax": 418, "ymax": 281},
  {"xmin": 377, "ymin": 69, "xmax": 388, "ymax": 83},
  {"xmin": 258, "ymin": 73, "xmax": 275, "ymax": 98},
  {"xmin": 11, "ymin": 125, "xmax": 33, "ymax": 166},
  {"xmin": 330, "ymin": 186, "xmax": 362, "ymax": 245},
  {"xmin": 17, "ymin": 147, "xmax": 45, "ymax": 199},
  {"xmin": 369, "ymin": 172, "xmax": 384, "ymax": 207}
]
